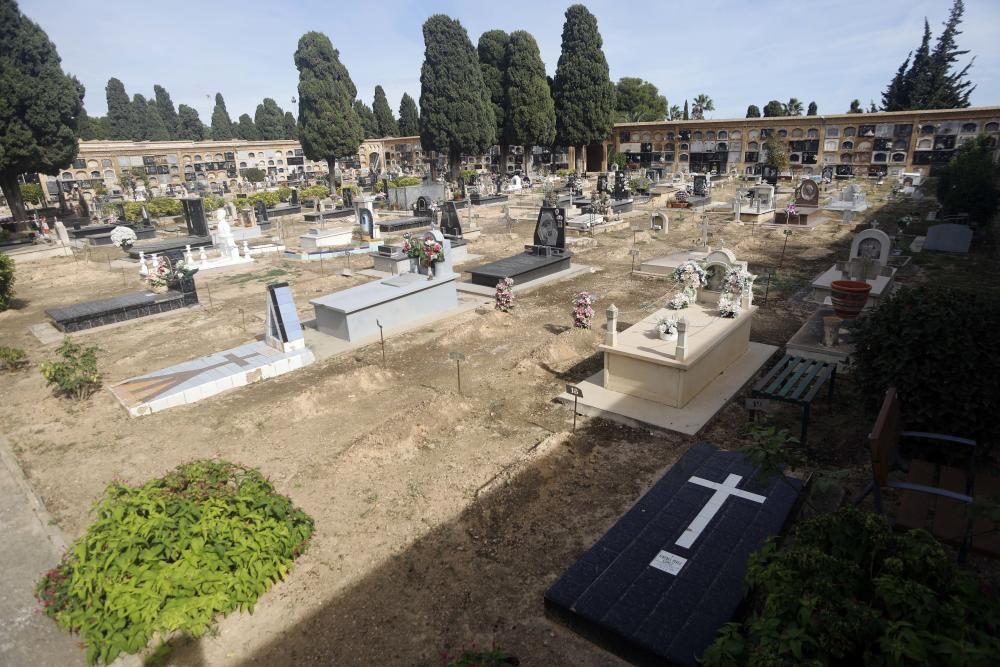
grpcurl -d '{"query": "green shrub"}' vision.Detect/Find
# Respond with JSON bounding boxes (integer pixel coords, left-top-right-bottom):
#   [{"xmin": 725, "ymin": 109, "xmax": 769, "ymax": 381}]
[
  {"xmin": 0, "ymin": 254, "xmax": 15, "ymax": 311},
  {"xmin": 0, "ymin": 345, "xmax": 28, "ymax": 371},
  {"xmin": 275, "ymin": 185, "xmax": 292, "ymax": 202},
  {"xmin": 242, "ymin": 167, "xmax": 266, "ymax": 183},
  {"xmin": 852, "ymin": 286, "xmax": 1000, "ymax": 454},
  {"xmin": 702, "ymin": 507, "xmax": 1000, "ymax": 666},
  {"xmin": 119, "ymin": 197, "xmax": 183, "ymax": 222},
  {"xmin": 555, "ymin": 168, "xmax": 574, "ymax": 177},
  {"xmin": 201, "ymin": 194, "xmax": 224, "ymax": 212},
  {"xmin": 301, "ymin": 184, "xmax": 330, "ymax": 200},
  {"xmin": 37, "ymin": 460, "xmax": 314, "ymax": 665},
  {"xmin": 20, "ymin": 182, "xmax": 44, "ymax": 205},
  {"xmin": 40, "ymin": 338, "xmax": 101, "ymax": 400},
  {"xmin": 246, "ymin": 191, "xmax": 280, "ymax": 207}
]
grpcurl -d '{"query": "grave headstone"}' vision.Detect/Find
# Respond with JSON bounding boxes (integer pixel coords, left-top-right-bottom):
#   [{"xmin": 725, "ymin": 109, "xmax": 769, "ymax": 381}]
[
  {"xmin": 289, "ymin": 188, "xmax": 299, "ymax": 206},
  {"xmin": 795, "ymin": 179, "xmax": 819, "ymax": 207},
  {"xmin": 254, "ymin": 200, "xmax": 269, "ymax": 224},
  {"xmin": 115, "ymin": 202, "xmax": 126, "ymax": 220},
  {"xmin": 54, "ymin": 219, "xmax": 70, "ymax": 245},
  {"xmin": 342, "ymin": 187, "xmax": 354, "ymax": 209},
  {"xmin": 597, "ymin": 174, "xmax": 609, "ymax": 193},
  {"xmin": 923, "ymin": 223, "xmax": 973, "ymax": 254},
  {"xmin": 440, "ymin": 201, "xmax": 463, "ymax": 238},
  {"xmin": 264, "ymin": 282, "xmax": 306, "ymax": 353},
  {"xmin": 693, "ymin": 174, "xmax": 708, "ymax": 197},
  {"xmin": 533, "ymin": 207, "xmax": 566, "ymax": 250},
  {"xmin": 181, "ymin": 197, "xmax": 208, "ymax": 237},
  {"xmin": 415, "ymin": 196, "xmax": 432, "ymax": 217},
  {"xmin": 613, "ymin": 171, "xmax": 627, "ymax": 200},
  {"xmin": 358, "ymin": 207, "xmax": 376, "ymax": 238}
]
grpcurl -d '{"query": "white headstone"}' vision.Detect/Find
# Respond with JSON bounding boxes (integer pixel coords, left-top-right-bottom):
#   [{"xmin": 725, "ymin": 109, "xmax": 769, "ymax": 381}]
[{"xmin": 53, "ymin": 220, "xmax": 70, "ymax": 245}]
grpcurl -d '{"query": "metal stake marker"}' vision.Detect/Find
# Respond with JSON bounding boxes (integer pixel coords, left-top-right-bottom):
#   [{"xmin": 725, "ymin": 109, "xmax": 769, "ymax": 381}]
[
  {"xmin": 566, "ymin": 384, "xmax": 583, "ymax": 431},
  {"xmin": 376, "ymin": 319, "xmax": 386, "ymax": 368},
  {"xmin": 778, "ymin": 228, "xmax": 792, "ymax": 269},
  {"xmin": 449, "ymin": 351, "xmax": 465, "ymax": 395}
]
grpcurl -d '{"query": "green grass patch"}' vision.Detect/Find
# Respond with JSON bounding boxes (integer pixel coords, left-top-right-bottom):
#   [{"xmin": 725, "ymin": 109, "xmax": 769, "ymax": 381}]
[
  {"xmin": 224, "ymin": 268, "xmax": 290, "ymax": 285},
  {"xmin": 36, "ymin": 461, "xmax": 314, "ymax": 665}
]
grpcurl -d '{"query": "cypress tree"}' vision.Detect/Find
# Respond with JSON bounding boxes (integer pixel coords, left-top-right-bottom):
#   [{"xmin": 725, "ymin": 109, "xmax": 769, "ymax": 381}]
[
  {"xmin": 504, "ymin": 30, "xmax": 555, "ymax": 172},
  {"xmin": 398, "ymin": 93, "xmax": 419, "ymax": 136},
  {"xmin": 105, "ymin": 77, "xmax": 132, "ymax": 140},
  {"xmin": 478, "ymin": 29, "xmax": 510, "ymax": 157},
  {"xmin": 419, "ymin": 15, "xmax": 496, "ymax": 179},
  {"xmin": 807, "ymin": 101, "xmax": 818, "ymax": 116},
  {"xmin": 142, "ymin": 98, "xmax": 171, "ymax": 141},
  {"xmin": 294, "ymin": 31, "xmax": 364, "ymax": 188},
  {"xmin": 682, "ymin": 100, "xmax": 689, "ymax": 120},
  {"xmin": 236, "ymin": 114, "xmax": 259, "ymax": 141},
  {"xmin": 763, "ymin": 100, "xmax": 786, "ymax": 117},
  {"xmin": 131, "ymin": 94, "xmax": 152, "ymax": 140},
  {"xmin": 153, "ymin": 84, "xmax": 179, "ymax": 138},
  {"xmin": 210, "ymin": 92, "xmax": 234, "ymax": 140},
  {"xmin": 354, "ymin": 100, "xmax": 377, "ymax": 137},
  {"xmin": 283, "ymin": 111, "xmax": 297, "ymax": 139},
  {"xmin": 746, "ymin": 104, "xmax": 761, "ymax": 118},
  {"xmin": 373, "ymin": 85, "xmax": 398, "ymax": 137},
  {"xmin": 254, "ymin": 98, "xmax": 285, "ymax": 140},
  {"xmin": 923, "ymin": 0, "xmax": 975, "ymax": 108},
  {"xmin": 176, "ymin": 104, "xmax": 205, "ymax": 141},
  {"xmin": 0, "ymin": 0, "xmax": 85, "ymax": 221},
  {"xmin": 848, "ymin": 99, "xmax": 863, "ymax": 114},
  {"xmin": 552, "ymin": 5, "xmax": 614, "ymax": 171},
  {"xmin": 881, "ymin": 55, "xmax": 911, "ymax": 111}
]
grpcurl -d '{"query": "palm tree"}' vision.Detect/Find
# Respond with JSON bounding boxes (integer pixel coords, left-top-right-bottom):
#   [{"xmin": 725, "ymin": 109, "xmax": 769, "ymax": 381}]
[
  {"xmin": 691, "ymin": 94, "xmax": 714, "ymax": 120},
  {"xmin": 668, "ymin": 104, "xmax": 682, "ymax": 120},
  {"xmin": 785, "ymin": 98, "xmax": 804, "ymax": 116}
]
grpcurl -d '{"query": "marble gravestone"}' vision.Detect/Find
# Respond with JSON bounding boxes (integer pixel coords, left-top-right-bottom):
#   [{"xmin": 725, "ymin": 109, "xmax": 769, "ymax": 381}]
[
  {"xmin": 254, "ymin": 200, "xmax": 269, "ymax": 225},
  {"xmin": 181, "ymin": 197, "xmax": 209, "ymax": 237},
  {"xmin": 810, "ymin": 228, "xmax": 896, "ymax": 308},
  {"xmin": 467, "ymin": 207, "xmax": 571, "ymax": 287},
  {"xmin": 440, "ymin": 201, "xmax": 462, "ymax": 238},
  {"xmin": 546, "ymin": 442, "xmax": 800, "ymax": 667},
  {"xmin": 923, "ymin": 223, "xmax": 973, "ymax": 254},
  {"xmin": 795, "ymin": 179, "xmax": 820, "ymax": 207}
]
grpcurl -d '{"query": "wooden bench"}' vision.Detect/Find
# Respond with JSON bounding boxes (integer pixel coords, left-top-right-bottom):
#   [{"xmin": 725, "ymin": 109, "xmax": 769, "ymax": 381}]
[{"xmin": 751, "ymin": 354, "xmax": 836, "ymax": 448}]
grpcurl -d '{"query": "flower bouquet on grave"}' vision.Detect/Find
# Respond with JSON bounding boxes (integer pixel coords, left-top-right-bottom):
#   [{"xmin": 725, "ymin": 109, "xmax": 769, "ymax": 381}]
[
  {"xmin": 109, "ymin": 225, "xmax": 137, "ymax": 250},
  {"xmin": 667, "ymin": 293, "xmax": 690, "ymax": 310},
  {"xmin": 786, "ymin": 203, "xmax": 798, "ymax": 218},
  {"xmin": 722, "ymin": 266, "xmax": 755, "ymax": 299},
  {"xmin": 572, "ymin": 291, "xmax": 596, "ymax": 329},
  {"xmin": 146, "ymin": 256, "xmax": 198, "ymax": 293},
  {"xmin": 655, "ymin": 316, "xmax": 679, "ymax": 341},
  {"xmin": 671, "ymin": 260, "xmax": 708, "ymax": 300},
  {"xmin": 718, "ymin": 294, "xmax": 742, "ymax": 319},
  {"xmin": 495, "ymin": 277, "xmax": 514, "ymax": 312}
]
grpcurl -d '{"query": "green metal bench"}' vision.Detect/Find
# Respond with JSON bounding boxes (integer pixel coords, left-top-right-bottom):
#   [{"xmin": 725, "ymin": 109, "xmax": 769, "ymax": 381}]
[{"xmin": 752, "ymin": 354, "xmax": 836, "ymax": 448}]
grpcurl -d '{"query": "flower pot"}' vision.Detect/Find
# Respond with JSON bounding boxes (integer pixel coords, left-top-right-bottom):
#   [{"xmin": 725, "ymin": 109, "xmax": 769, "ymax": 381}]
[
  {"xmin": 658, "ymin": 329, "xmax": 677, "ymax": 341},
  {"xmin": 830, "ymin": 280, "xmax": 872, "ymax": 319}
]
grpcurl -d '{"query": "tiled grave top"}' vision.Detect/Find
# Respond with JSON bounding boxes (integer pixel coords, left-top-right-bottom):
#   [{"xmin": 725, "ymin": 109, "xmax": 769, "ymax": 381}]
[
  {"xmin": 601, "ymin": 304, "xmax": 752, "ymax": 369},
  {"xmin": 546, "ymin": 442, "xmax": 801, "ymax": 667},
  {"xmin": 466, "ymin": 252, "xmax": 567, "ymax": 278},
  {"xmin": 46, "ymin": 290, "xmax": 165, "ymax": 321},
  {"xmin": 310, "ymin": 271, "xmax": 457, "ymax": 315}
]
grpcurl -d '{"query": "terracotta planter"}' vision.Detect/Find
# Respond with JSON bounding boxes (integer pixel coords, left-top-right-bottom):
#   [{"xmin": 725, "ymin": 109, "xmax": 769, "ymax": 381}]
[{"xmin": 830, "ymin": 280, "xmax": 872, "ymax": 319}]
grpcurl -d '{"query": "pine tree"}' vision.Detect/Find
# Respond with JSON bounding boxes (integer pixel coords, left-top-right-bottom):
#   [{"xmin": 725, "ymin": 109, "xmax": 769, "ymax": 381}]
[
  {"xmin": 354, "ymin": 100, "xmax": 377, "ymax": 137},
  {"xmin": 210, "ymin": 92, "xmax": 234, "ymax": 140},
  {"xmin": 0, "ymin": 0, "xmax": 85, "ymax": 221},
  {"xmin": 254, "ymin": 98, "xmax": 285, "ymax": 140},
  {"xmin": 807, "ymin": 101, "xmax": 818, "ymax": 116},
  {"xmin": 372, "ymin": 85, "xmax": 398, "ymax": 137},
  {"xmin": 398, "ymin": 93, "xmax": 419, "ymax": 136},
  {"xmin": 142, "ymin": 98, "xmax": 170, "ymax": 141},
  {"xmin": 682, "ymin": 100, "xmax": 689, "ymax": 120},
  {"xmin": 176, "ymin": 105, "xmax": 205, "ymax": 141},
  {"xmin": 419, "ymin": 15, "xmax": 496, "ymax": 179},
  {"xmin": 848, "ymin": 99, "xmax": 863, "ymax": 114},
  {"xmin": 105, "ymin": 77, "xmax": 132, "ymax": 140},
  {"xmin": 236, "ymin": 114, "xmax": 259, "ymax": 140},
  {"xmin": 552, "ymin": 4, "xmax": 613, "ymax": 171},
  {"xmin": 615, "ymin": 78, "xmax": 668, "ymax": 122},
  {"xmin": 283, "ymin": 111, "xmax": 297, "ymax": 139},
  {"xmin": 868, "ymin": 100, "xmax": 878, "ymax": 113},
  {"xmin": 153, "ymin": 84, "xmax": 179, "ymax": 138},
  {"xmin": 746, "ymin": 104, "xmax": 761, "ymax": 118},
  {"xmin": 923, "ymin": 0, "xmax": 975, "ymax": 108},
  {"xmin": 504, "ymin": 30, "xmax": 555, "ymax": 172},
  {"xmin": 294, "ymin": 31, "xmax": 364, "ymax": 188},
  {"xmin": 478, "ymin": 29, "xmax": 510, "ymax": 155},
  {"xmin": 881, "ymin": 55, "xmax": 911, "ymax": 111}
]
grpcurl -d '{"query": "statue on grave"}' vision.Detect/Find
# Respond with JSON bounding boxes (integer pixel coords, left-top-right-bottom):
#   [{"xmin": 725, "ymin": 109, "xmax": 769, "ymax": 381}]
[{"xmin": 215, "ymin": 208, "xmax": 238, "ymax": 260}]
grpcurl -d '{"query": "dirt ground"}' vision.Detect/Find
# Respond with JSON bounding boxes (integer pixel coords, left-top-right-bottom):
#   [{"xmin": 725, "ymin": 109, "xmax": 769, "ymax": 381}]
[{"xmin": 0, "ymin": 180, "xmax": 901, "ymax": 665}]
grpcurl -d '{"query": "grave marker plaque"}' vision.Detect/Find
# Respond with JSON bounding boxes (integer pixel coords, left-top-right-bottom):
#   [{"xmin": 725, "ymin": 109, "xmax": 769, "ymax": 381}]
[{"xmin": 181, "ymin": 197, "xmax": 208, "ymax": 237}]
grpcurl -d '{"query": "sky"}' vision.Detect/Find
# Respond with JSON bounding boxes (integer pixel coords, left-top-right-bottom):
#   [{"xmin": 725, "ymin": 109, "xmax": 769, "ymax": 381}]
[{"xmin": 19, "ymin": 0, "xmax": 1000, "ymax": 125}]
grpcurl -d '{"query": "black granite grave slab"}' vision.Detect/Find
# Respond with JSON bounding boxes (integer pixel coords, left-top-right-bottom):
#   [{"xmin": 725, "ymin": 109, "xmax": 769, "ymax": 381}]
[
  {"xmin": 46, "ymin": 284, "xmax": 198, "ymax": 332},
  {"xmin": 303, "ymin": 209, "xmax": 354, "ymax": 222},
  {"xmin": 470, "ymin": 194, "xmax": 508, "ymax": 206},
  {"xmin": 267, "ymin": 204, "xmax": 302, "ymax": 217},
  {"xmin": 545, "ymin": 442, "xmax": 801, "ymax": 667},
  {"xmin": 127, "ymin": 236, "xmax": 212, "ymax": 261},
  {"xmin": 377, "ymin": 216, "xmax": 433, "ymax": 233},
  {"xmin": 467, "ymin": 253, "xmax": 570, "ymax": 287}
]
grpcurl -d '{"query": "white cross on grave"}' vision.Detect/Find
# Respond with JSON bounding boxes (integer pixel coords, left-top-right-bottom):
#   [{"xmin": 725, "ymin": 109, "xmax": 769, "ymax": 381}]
[{"xmin": 650, "ymin": 474, "xmax": 766, "ymax": 576}]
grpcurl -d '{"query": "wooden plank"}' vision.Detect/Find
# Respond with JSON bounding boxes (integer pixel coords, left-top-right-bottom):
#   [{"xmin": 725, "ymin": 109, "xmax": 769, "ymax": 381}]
[
  {"xmin": 972, "ymin": 472, "xmax": 1000, "ymax": 558},
  {"xmin": 932, "ymin": 466, "xmax": 969, "ymax": 543},
  {"xmin": 897, "ymin": 460, "xmax": 936, "ymax": 531}
]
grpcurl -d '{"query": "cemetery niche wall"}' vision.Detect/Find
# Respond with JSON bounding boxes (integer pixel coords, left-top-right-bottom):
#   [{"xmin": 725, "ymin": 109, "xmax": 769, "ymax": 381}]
[{"xmin": 467, "ymin": 207, "xmax": 572, "ymax": 288}]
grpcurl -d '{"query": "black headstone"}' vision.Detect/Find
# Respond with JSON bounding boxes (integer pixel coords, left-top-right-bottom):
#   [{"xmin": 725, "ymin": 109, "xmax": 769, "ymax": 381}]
[
  {"xmin": 255, "ymin": 200, "xmax": 269, "ymax": 223},
  {"xmin": 415, "ymin": 196, "xmax": 430, "ymax": 215},
  {"xmin": 115, "ymin": 202, "xmax": 126, "ymax": 220},
  {"xmin": 342, "ymin": 188, "xmax": 354, "ymax": 209},
  {"xmin": 289, "ymin": 188, "xmax": 299, "ymax": 206},
  {"xmin": 693, "ymin": 175, "xmax": 708, "ymax": 197},
  {"xmin": 761, "ymin": 166, "xmax": 779, "ymax": 186},
  {"xmin": 597, "ymin": 174, "xmax": 609, "ymax": 193},
  {"xmin": 822, "ymin": 166, "xmax": 834, "ymax": 180},
  {"xmin": 440, "ymin": 202, "xmax": 462, "ymax": 238},
  {"xmin": 141, "ymin": 205, "xmax": 150, "ymax": 225},
  {"xmin": 357, "ymin": 208, "xmax": 375, "ymax": 237},
  {"xmin": 181, "ymin": 197, "xmax": 208, "ymax": 237},
  {"xmin": 613, "ymin": 171, "xmax": 627, "ymax": 199},
  {"xmin": 533, "ymin": 207, "xmax": 566, "ymax": 250}
]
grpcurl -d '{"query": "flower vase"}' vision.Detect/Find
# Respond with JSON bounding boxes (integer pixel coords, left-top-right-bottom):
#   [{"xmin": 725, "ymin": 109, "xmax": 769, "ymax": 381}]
[
  {"xmin": 658, "ymin": 330, "xmax": 677, "ymax": 341},
  {"xmin": 426, "ymin": 261, "xmax": 435, "ymax": 281}
]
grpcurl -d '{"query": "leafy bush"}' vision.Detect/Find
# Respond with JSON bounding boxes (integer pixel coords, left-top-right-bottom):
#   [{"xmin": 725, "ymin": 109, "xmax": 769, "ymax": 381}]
[
  {"xmin": 702, "ymin": 507, "xmax": 1000, "ymax": 666},
  {"xmin": 555, "ymin": 168, "xmax": 574, "ymax": 177},
  {"xmin": 40, "ymin": 338, "xmax": 101, "ymax": 400},
  {"xmin": 937, "ymin": 134, "xmax": 999, "ymax": 224},
  {"xmin": 375, "ymin": 176, "xmax": 423, "ymax": 192},
  {"xmin": 119, "ymin": 197, "xmax": 183, "ymax": 222},
  {"xmin": 246, "ymin": 190, "xmax": 280, "ymax": 207},
  {"xmin": 37, "ymin": 460, "xmax": 315, "ymax": 665},
  {"xmin": 242, "ymin": 167, "xmax": 266, "ymax": 183},
  {"xmin": 301, "ymin": 184, "xmax": 330, "ymax": 200},
  {"xmin": 20, "ymin": 182, "xmax": 44, "ymax": 205},
  {"xmin": 0, "ymin": 254, "xmax": 15, "ymax": 311},
  {"xmin": 852, "ymin": 286, "xmax": 1000, "ymax": 454},
  {"xmin": 0, "ymin": 345, "xmax": 28, "ymax": 371},
  {"xmin": 201, "ymin": 194, "xmax": 224, "ymax": 212}
]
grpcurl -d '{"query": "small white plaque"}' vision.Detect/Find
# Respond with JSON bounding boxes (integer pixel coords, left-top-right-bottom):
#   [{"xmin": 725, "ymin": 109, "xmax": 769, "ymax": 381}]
[
  {"xmin": 650, "ymin": 550, "xmax": 687, "ymax": 575},
  {"xmin": 745, "ymin": 398, "xmax": 770, "ymax": 412}
]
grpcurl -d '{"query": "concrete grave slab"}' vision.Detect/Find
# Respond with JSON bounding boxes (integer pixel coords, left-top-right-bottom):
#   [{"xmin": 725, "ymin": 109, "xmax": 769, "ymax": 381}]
[
  {"xmin": 546, "ymin": 442, "xmax": 801, "ymax": 667},
  {"xmin": 923, "ymin": 223, "xmax": 973, "ymax": 254}
]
